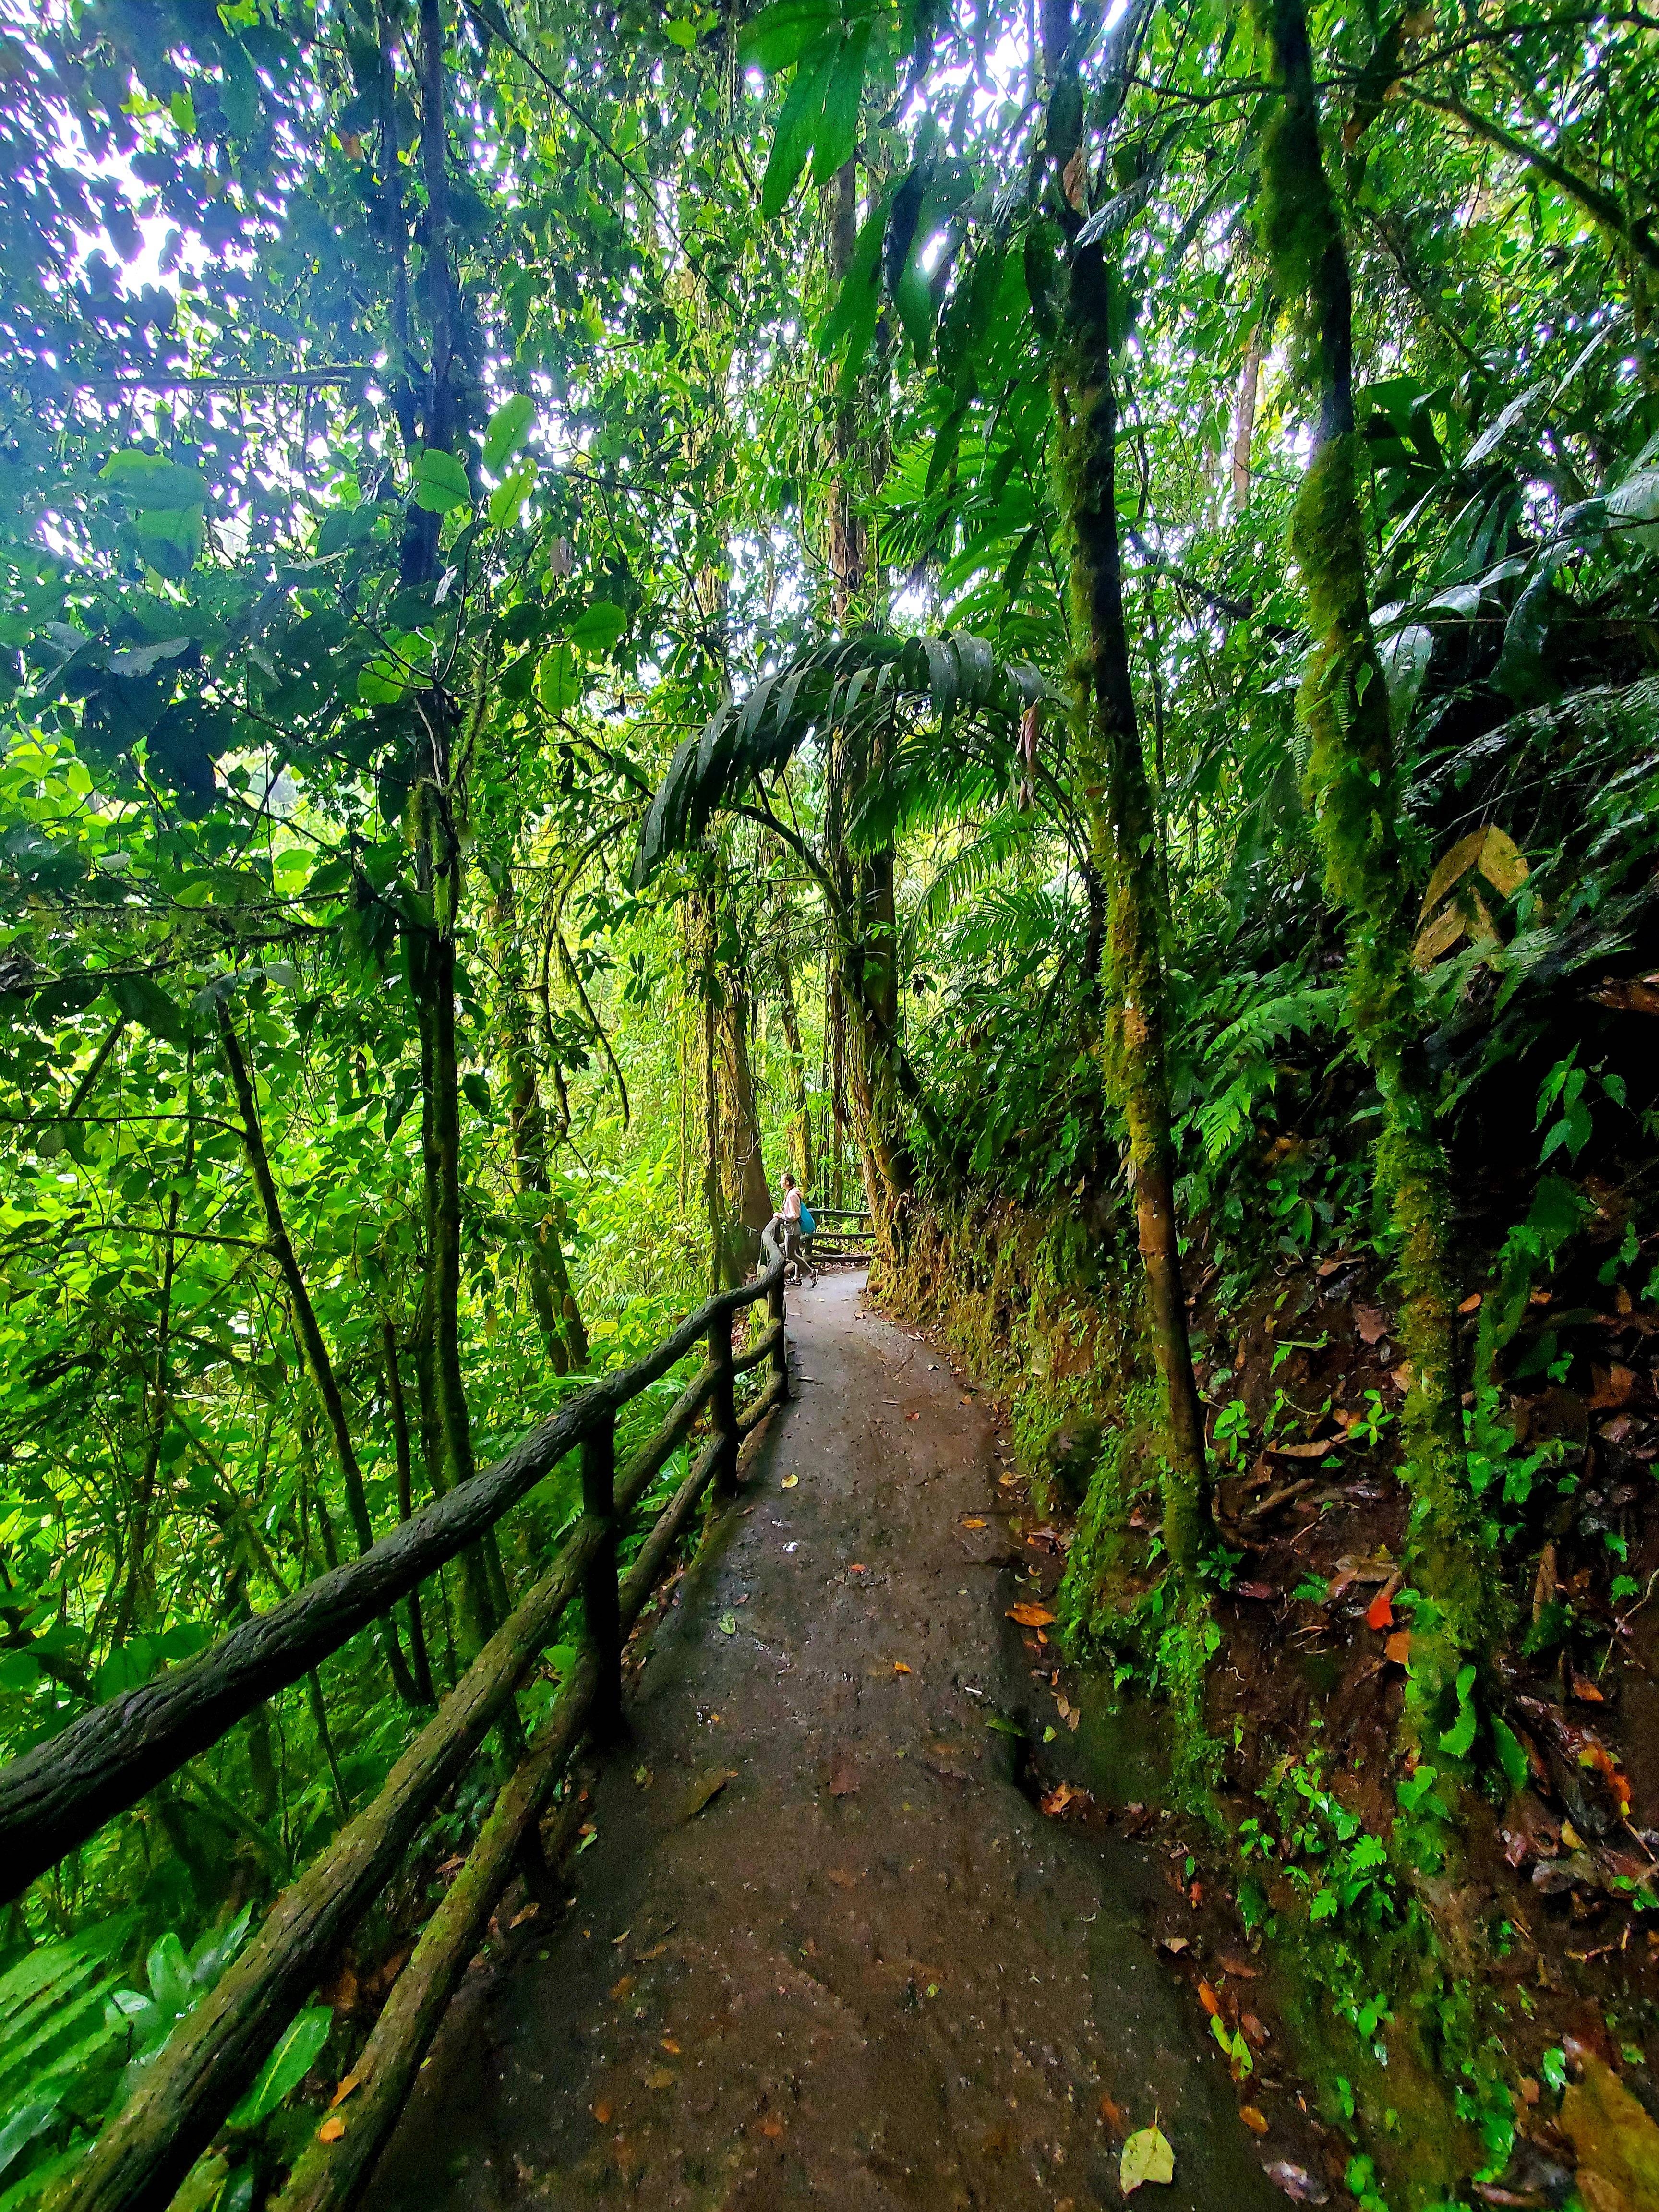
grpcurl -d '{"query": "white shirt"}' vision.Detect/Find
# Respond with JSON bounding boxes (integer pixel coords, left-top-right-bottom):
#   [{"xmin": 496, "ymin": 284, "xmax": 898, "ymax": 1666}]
[{"xmin": 781, "ymin": 1188, "xmax": 802, "ymax": 1221}]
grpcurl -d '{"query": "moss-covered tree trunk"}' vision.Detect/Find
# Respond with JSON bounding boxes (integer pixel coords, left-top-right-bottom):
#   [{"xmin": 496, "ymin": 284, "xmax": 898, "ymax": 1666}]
[
  {"xmin": 823, "ymin": 155, "xmax": 921, "ymax": 1250},
  {"xmin": 1251, "ymin": 0, "xmax": 1489, "ymax": 1721},
  {"xmin": 1046, "ymin": 15, "xmax": 1209, "ymax": 1571},
  {"xmin": 772, "ymin": 898, "xmax": 814, "ymax": 1189},
  {"xmin": 491, "ymin": 877, "xmax": 588, "ymax": 1373}
]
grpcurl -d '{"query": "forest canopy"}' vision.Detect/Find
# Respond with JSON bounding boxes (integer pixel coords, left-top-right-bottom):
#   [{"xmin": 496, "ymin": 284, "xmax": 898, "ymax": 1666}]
[{"xmin": 0, "ymin": 0, "xmax": 1656, "ymax": 2202}]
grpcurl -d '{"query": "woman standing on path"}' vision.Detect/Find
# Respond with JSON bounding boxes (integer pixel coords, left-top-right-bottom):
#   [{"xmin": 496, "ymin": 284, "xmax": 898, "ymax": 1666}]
[{"xmin": 768, "ymin": 1172, "xmax": 818, "ymax": 1288}]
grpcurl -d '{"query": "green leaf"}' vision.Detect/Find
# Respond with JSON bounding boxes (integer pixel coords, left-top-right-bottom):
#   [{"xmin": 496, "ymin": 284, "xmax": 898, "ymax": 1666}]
[
  {"xmin": 811, "ymin": 21, "xmax": 870, "ymax": 186},
  {"xmin": 108, "ymin": 974, "xmax": 186, "ymax": 1045},
  {"xmin": 738, "ymin": 0, "xmax": 837, "ymax": 72},
  {"xmin": 760, "ymin": 32, "xmax": 837, "ymax": 220},
  {"xmin": 461, "ymin": 1071, "xmax": 491, "ymax": 1114},
  {"xmin": 488, "ymin": 459, "xmax": 537, "ymax": 528},
  {"xmin": 569, "ymin": 601, "xmax": 626, "ymax": 652},
  {"xmin": 482, "ymin": 395, "xmax": 534, "ymax": 476},
  {"xmin": 536, "ymin": 643, "xmax": 584, "ymax": 714},
  {"xmin": 1491, "ymin": 1715, "xmax": 1530, "ymax": 1795},
  {"xmin": 1120, "ymin": 2124, "xmax": 1174, "ymax": 2193},
  {"xmin": 717, "ymin": 1611, "xmax": 737, "ymax": 1635},
  {"xmin": 99, "ymin": 453, "xmax": 211, "ymax": 509},
  {"xmin": 411, "ymin": 449, "xmax": 473, "ymax": 513},
  {"xmin": 227, "ymin": 2007, "xmax": 332, "ymax": 2129}
]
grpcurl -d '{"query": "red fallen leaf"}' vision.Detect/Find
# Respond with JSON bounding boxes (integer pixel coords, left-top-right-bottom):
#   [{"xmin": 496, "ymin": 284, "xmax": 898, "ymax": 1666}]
[
  {"xmin": 1008, "ymin": 1602, "xmax": 1056, "ymax": 1627},
  {"xmin": 1189, "ymin": 1880, "xmax": 1203, "ymax": 1907},
  {"xmin": 1241, "ymin": 2012, "xmax": 1270, "ymax": 2046},
  {"xmin": 905, "ymin": 1411, "xmax": 920, "ymax": 1421},
  {"xmin": 1366, "ymin": 1588, "xmax": 1395, "ymax": 1631},
  {"xmin": 1198, "ymin": 1981, "xmax": 1222, "ymax": 2017},
  {"xmin": 1570, "ymin": 1672, "xmax": 1605, "ymax": 1703},
  {"xmin": 1100, "ymin": 2092, "xmax": 1130, "ymax": 2134},
  {"xmin": 1237, "ymin": 1581, "xmax": 1279, "ymax": 1601},
  {"xmin": 1220, "ymin": 1955, "xmax": 1261, "ymax": 1978}
]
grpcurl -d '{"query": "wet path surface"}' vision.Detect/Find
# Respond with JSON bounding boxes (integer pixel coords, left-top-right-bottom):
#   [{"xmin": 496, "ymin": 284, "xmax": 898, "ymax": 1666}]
[{"xmin": 366, "ymin": 1271, "xmax": 1284, "ymax": 2211}]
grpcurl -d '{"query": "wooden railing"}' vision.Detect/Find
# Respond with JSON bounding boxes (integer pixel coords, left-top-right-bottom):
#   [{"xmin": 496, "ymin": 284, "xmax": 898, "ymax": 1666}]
[
  {"xmin": 4, "ymin": 1261, "xmax": 790, "ymax": 2212},
  {"xmin": 805, "ymin": 1205, "xmax": 876, "ymax": 1263}
]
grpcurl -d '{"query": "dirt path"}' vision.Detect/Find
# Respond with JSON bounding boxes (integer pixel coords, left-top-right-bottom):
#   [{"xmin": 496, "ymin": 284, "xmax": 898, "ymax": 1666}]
[{"xmin": 364, "ymin": 1271, "xmax": 1285, "ymax": 2211}]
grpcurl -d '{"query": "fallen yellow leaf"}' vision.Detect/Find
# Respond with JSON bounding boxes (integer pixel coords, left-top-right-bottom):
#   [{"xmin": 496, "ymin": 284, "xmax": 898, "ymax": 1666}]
[
  {"xmin": 1240, "ymin": 2106, "xmax": 1268, "ymax": 2136},
  {"xmin": 781, "ymin": 1474, "xmax": 799, "ymax": 1489},
  {"xmin": 893, "ymin": 1661, "xmax": 911, "ymax": 1674},
  {"xmin": 962, "ymin": 1516, "xmax": 986, "ymax": 1529},
  {"xmin": 318, "ymin": 2115, "xmax": 346, "ymax": 2144},
  {"xmin": 1008, "ymin": 1602, "xmax": 1055, "ymax": 1627}
]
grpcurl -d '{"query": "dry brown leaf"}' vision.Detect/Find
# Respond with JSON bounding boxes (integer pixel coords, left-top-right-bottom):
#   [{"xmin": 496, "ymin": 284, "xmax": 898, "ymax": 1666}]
[
  {"xmin": 827, "ymin": 1746, "xmax": 860, "ymax": 1798},
  {"xmin": 1008, "ymin": 1601, "xmax": 1056, "ymax": 1627},
  {"xmin": 1458, "ymin": 1292, "xmax": 1483, "ymax": 1314},
  {"xmin": 1385, "ymin": 1630, "xmax": 1412, "ymax": 1666},
  {"xmin": 1353, "ymin": 1306, "xmax": 1391, "ymax": 1345},
  {"xmin": 592, "ymin": 2102, "xmax": 612, "ymax": 2125},
  {"xmin": 680, "ymin": 1767, "xmax": 738, "ymax": 1822},
  {"xmin": 1040, "ymin": 1779, "xmax": 1091, "ymax": 1817},
  {"xmin": 758, "ymin": 2115, "xmax": 786, "ymax": 2139},
  {"xmin": 827, "ymin": 1867, "xmax": 857, "ymax": 1888},
  {"xmin": 1270, "ymin": 1436, "xmax": 1341, "ymax": 1459},
  {"xmin": 645, "ymin": 2068, "xmax": 675, "ymax": 2091},
  {"xmin": 610, "ymin": 1975, "xmax": 634, "ymax": 2003}
]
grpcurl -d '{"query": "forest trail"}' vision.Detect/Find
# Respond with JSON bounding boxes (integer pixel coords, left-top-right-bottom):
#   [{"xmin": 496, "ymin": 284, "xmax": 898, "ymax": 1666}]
[{"xmin": 362, "ymin": 1273, "xmax": 1283, "ymax": 2212}]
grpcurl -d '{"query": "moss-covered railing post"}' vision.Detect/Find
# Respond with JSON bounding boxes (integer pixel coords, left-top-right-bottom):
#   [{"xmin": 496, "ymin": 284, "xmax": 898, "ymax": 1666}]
[{"xmin": 1249, "ymin": 0, "xmax": 1494, "ymax": 1758}]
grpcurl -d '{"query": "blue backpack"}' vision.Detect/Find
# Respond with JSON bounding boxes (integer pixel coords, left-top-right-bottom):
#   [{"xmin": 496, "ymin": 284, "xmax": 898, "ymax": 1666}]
[{"xmin": 799, "ymin": 1205, "xmax": 815, "ymax": 1237}]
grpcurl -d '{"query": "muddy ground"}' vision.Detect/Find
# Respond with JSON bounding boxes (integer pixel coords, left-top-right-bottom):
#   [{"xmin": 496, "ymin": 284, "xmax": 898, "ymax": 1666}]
[{"xmin": 361, "ymin": 1270, "xmax": 1294, "ymax": 2211}]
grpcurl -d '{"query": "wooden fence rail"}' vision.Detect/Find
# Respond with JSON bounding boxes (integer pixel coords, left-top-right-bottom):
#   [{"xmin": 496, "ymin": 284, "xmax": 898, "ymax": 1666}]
[
  {"xmin": 0, "ymin": 1262, "xmax": 786, "ymax": 1902},
  {"xmin": 7, "ymin": 1262, "xmax": 789, "ymax": 2212}
]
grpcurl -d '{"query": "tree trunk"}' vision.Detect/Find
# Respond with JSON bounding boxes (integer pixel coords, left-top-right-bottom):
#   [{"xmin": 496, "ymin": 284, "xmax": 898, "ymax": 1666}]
[
  {"xmin": 715, "ymin": 926, "xmax": 773, "ymax": 1286},
  {"xmin": 1251, "ymin": 0, "xmax": 1488, "ymax": 1719},
  {"xmin": 1047, "ymin": 9, "xmax": 1209, "ymax": 1570},
  {"xmin": 1229, "ymin": 331, "xmax": 1262, "ymax": 508},
  {"xmin": 218, "ymin": 1006, "xmax": 420, "ymax": 1703},
  {"xmin": 772, "ymin": 913, "xmax": 814, "ymax": 1190},
  {"xmin": 381, "ymin": 1321, "xmax": 436, "ymax": 1707},
  {"xmin": 492, "ymin": 878, "xmax": 588, "ymax": 1371}
]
